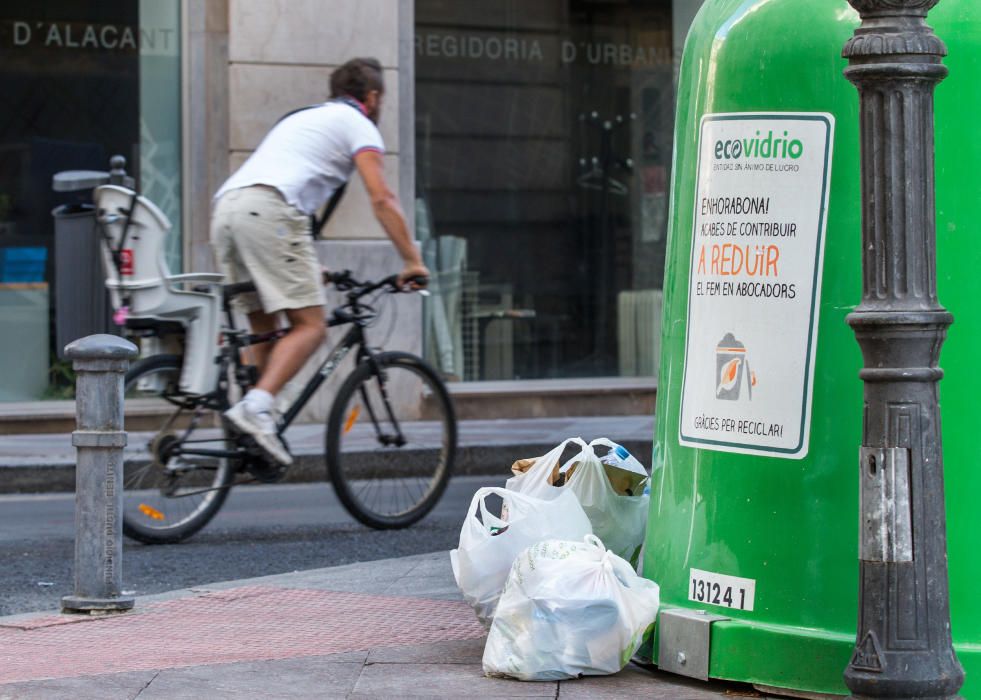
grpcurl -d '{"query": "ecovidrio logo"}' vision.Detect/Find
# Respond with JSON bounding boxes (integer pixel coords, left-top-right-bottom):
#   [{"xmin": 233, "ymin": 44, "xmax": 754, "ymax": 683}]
[{"xmin": 714, "ymin": 130, "xmax": 804, "ymax": 160}]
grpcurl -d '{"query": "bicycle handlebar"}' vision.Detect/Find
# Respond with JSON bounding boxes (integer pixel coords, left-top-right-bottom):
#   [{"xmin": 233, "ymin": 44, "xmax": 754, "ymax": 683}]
[{"xmin": 325, "ymin": 270, "xmax": 429, "ymax": 296}]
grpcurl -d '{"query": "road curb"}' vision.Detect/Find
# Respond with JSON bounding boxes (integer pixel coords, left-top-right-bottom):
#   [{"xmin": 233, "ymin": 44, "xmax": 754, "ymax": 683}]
[{"xmin": 0, "ymin": 440, "xmax": 654, "ymax": 494}]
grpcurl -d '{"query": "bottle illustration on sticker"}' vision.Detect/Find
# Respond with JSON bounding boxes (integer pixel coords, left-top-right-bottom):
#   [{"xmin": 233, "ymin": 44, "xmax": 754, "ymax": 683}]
[{"xmin": 716, "ymin": 333, "xmax": 757, "ymax": 401}]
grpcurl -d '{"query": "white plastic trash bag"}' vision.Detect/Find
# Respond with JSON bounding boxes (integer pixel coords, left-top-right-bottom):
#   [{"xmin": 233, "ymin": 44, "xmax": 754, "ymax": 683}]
[
  {"xmin": 569, "ymin": 438, "xmax": 650, "ymax": 566},
  {"xmin": 450, "ymin": 487, "xmax": 592, "ymax": 627},
  {"xmin": 505, "ymin": 437, "xmax": 589, "ymax": 500},
  {"xmin": 507, "ymin": 438, "xmax": 650, "ymax": 566},
  {"xmin": 483, "ymin": 535, "xmax": 660, "ymax": 681}
]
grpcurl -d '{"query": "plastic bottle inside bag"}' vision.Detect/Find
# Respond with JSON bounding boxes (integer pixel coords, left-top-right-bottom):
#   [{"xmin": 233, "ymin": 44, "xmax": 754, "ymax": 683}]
[{"xmin": 599, "ymin": 444, "xmax": 649, "ymax": 496}]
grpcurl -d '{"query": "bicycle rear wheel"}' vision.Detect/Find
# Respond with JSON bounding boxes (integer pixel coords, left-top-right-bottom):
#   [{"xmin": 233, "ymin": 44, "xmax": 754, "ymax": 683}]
[
  {"xmin": 326, "ymin": 351, "xmax": 456, "ymax": 529},
  {"xmin": 121, "ymin": 354, "xmax": 235, "ymax": 544}
]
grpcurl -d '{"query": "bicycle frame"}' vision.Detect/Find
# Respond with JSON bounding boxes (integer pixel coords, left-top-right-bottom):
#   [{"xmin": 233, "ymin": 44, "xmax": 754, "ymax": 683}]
[{"xmin": 277, "ymin": 322, "xmax": 364, "ymax": 430}]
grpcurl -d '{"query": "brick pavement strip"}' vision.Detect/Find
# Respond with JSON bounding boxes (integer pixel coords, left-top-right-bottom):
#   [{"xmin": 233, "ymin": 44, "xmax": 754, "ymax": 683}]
[
  {"xmin": 0, "ymin": 586, "xmax": 485, "ymax": 685},
  {"xmin": 0, "ymin": 579, "xmax": 763, "ymax": 697}
]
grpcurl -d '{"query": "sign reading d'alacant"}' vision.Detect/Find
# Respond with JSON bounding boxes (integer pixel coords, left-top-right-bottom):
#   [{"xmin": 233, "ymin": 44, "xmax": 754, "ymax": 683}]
[{"xmin": 679, "ymin": 113, "xmax": 834, "ymax": 459}]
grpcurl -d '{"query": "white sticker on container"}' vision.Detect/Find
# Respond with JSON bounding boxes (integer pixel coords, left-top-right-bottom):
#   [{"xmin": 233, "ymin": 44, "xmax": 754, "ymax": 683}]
[
  {"xmin": 679, "ymin": 112, "xmax": 834, "ymax": 459},
  {"xmin": 689, "ymin": 568, "xmax": 756, "ymax": 611}
]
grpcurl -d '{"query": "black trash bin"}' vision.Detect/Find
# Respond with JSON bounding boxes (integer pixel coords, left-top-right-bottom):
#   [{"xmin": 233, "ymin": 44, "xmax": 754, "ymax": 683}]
[{"xmin": 51, "ymin": 169, "xmax": 113, "ymax": 358}]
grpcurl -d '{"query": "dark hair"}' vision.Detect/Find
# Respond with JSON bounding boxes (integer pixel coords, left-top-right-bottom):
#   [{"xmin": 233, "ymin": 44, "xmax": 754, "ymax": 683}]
[{"xmin": 329, "ymin": 58, "xmax": 384, "ymax": 102}]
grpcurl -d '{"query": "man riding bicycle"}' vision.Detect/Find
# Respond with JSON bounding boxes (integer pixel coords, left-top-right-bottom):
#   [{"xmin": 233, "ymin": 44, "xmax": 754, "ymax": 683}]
[{"xmin": 210, "ymin": 57, "xmax": 429, "ymax": 466}]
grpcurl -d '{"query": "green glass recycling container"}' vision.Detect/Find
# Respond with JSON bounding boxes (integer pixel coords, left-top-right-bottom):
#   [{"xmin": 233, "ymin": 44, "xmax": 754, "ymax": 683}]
[{"xmin": 642, "ymin": 0, "xmax": 981, "ymax": 696}]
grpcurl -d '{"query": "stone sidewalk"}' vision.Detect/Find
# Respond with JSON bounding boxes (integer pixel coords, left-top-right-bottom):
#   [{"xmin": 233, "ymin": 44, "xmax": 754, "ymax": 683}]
[{"xmin": 0, "ymin": 552, "xmax": 777, "ymax": 700}]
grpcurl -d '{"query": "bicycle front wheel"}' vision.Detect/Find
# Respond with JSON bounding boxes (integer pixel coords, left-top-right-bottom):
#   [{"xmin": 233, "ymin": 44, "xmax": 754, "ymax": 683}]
[
  {"xmin": 326, "ymin": 351, "xmax": 456, "ymax": 529},
  {"xmin": 121, "ymin": 354, "xmax": 235, "ymax": 544}
]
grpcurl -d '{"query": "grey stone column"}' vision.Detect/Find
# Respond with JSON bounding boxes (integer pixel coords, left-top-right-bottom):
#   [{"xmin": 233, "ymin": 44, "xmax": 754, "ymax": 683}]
[
  {"xmin": 842, "ymin": 1, "xmax": 963, "ymax": 697},
  {"xmin": 62, "ymin": 335, "xmax": 137, "ymax": 614}
]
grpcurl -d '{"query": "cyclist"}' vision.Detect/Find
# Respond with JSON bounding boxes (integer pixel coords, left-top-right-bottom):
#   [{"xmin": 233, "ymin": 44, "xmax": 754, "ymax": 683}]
[{"xmin": 210, "ymin": 56, "xmax": 429, "ymax": 465}]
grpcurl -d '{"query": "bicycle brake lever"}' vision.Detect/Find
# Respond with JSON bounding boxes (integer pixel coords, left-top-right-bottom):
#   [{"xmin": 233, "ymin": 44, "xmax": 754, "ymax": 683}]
[
  {"xmin": 392, "ymin": 281, "xmax": 429, "ymax": 296},
  {"xmin": 398, "ymin": 275, "xmax": 429, "ymax": 294}
]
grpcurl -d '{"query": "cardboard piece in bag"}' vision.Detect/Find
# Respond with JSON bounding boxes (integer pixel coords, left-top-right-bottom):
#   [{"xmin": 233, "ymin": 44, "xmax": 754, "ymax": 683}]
[{"xmin": 510, "ymin": 445, "xmax": 648, "ymax": 496}]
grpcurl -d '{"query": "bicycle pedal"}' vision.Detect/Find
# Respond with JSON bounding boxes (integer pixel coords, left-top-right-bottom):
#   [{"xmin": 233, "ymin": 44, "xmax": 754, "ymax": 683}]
[
  {"xmin": 238, "ymin": 436, "xmax": 290, "ymax": 483},
  {"xmin": 243, "ymin": 452, "xmax": 288, "ymax": 483}
]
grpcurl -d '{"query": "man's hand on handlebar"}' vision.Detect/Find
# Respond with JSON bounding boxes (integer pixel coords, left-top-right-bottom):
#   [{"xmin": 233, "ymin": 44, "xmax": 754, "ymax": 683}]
[{"xmin": 398, "ymin": 261, "xmax": 430, "ymax": 291}]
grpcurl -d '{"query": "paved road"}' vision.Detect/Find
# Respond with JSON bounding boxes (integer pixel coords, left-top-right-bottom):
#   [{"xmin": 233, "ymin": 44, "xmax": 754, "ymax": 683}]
[{"xmin": 0, "ymin": 475, "xmax": 505, "ymax": 617}]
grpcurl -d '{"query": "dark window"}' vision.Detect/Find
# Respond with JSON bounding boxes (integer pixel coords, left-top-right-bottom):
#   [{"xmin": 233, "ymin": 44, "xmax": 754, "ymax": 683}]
[{"xmin": 416, "ymin": 0, "xmax": 673, "ymax": 381}]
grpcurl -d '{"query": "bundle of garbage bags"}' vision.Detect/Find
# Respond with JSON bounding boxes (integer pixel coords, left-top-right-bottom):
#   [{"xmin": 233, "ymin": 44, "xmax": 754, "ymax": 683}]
[{"xmin": 450, "ymin": 437, "xmax": 659, "ymax": 681}]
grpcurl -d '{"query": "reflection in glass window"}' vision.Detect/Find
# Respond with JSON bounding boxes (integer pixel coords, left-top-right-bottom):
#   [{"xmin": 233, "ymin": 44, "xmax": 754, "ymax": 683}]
[
  {"xmin": 416, "ymin": 0, "xmax": 673, "ymax": 382},
  {"xmin": 139, "ymin": 0, "xmax": 182, "ymax": 274}
]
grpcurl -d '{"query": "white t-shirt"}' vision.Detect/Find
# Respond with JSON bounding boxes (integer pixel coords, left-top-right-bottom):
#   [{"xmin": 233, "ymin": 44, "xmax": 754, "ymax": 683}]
[{"xmin": 215, "ymin": 100, "xmax": 384, "ymax": 215}]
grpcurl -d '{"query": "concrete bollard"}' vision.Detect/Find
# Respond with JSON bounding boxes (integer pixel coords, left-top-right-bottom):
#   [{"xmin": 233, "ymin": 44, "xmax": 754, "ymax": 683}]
[{"xmin": 61, "ymin": 334, "xmax": 137, "ymax": 614}]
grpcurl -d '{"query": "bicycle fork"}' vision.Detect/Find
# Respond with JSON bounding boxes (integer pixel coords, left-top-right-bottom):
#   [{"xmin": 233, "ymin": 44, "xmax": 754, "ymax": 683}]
[{"xmin": 358, "ymin": 371, "xmax": 406, "ymax": 447}]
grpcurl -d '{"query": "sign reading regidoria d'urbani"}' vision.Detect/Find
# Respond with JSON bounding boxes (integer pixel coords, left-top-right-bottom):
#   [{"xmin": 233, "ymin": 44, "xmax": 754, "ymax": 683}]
[
  {"xmin": 679, "ymin": 113, "xmax": 834, "ymax": 459},
  {"xmin": 415, "ymin": 31, "xmax": 672, "ymax": 67}
]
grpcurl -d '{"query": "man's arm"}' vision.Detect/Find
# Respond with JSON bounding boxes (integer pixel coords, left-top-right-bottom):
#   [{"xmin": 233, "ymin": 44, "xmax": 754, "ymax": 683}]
[{"xmin": 353, "ymin": 150, "xmax": 430, "ymax": 285}]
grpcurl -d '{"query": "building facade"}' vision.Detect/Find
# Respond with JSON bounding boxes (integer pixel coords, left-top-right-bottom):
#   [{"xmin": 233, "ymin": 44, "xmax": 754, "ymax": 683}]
[{"xmin": 0, "ymin": 0, "xmax": 702, "ymax": 415}]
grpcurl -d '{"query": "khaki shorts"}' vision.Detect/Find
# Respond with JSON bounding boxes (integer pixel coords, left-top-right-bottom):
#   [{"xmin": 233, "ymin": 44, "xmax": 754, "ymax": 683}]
[{"xmin": 210, "ymin": 186, "xmax": 325, "ymax": 314}]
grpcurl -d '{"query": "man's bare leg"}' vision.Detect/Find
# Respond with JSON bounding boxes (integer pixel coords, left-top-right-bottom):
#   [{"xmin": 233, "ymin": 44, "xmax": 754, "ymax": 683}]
[
  {"xmin": 255, "ymin": 305, "xmax": 326, "ymax": 395},
  {"xmin": 225, "ymin": 305, "xmax": 325, "ymax": 466}
]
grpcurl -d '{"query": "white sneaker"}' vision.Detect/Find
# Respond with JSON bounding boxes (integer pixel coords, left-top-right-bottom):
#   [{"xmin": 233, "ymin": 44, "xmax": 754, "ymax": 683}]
[{"xmin": 225, "ymin": 401, "xmax": 293, "ymax": 466}]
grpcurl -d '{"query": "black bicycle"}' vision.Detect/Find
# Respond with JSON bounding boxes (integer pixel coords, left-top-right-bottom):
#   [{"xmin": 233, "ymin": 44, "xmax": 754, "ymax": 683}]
[{"xmin": 119, "ymin": 271, "xmax": 456, "ymax": 544}]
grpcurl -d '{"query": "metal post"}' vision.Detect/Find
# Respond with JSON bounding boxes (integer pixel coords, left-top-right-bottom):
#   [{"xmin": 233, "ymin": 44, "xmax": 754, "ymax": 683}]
[
  {"xmin": 108, "ymin": 154, "xmax": 135, "ymax": 189},
  {"xmin": 61, "ymin": 334, "xmax": 137, "ymax": 614},
  {"xmin": 842, "ymin": 1, "xmax": 963, "ymax": 698}
]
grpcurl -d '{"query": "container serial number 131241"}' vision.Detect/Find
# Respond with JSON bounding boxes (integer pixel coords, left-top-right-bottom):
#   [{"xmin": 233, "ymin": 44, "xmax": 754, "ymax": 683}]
[{"xmin": 688, "ymin": 568, "xmax": 756, "ymax": 611}]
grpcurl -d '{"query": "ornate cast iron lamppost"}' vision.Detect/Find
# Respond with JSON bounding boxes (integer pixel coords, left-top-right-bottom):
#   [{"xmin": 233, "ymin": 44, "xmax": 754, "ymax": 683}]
[{"xmin": 842, "ymin": 1, "xmax": 963, "ymax": 698}]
